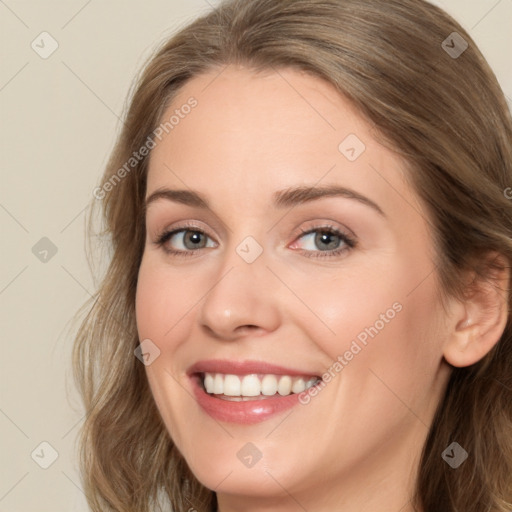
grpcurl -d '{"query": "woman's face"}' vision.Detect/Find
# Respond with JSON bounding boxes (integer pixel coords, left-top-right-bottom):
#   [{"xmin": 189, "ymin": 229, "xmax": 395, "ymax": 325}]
[{"xmin": 136, "ymin": 65, "xmax": 454, "ymax": 510}]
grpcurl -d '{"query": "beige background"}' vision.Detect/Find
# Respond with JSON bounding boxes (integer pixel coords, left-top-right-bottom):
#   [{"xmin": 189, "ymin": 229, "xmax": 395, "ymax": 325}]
[{"xmin": 0, "ymin": 0, "xmax": 510, "ymax": 510}]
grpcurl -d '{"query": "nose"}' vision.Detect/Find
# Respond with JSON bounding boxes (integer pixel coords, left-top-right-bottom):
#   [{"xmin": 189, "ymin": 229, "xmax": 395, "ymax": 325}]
[{"xmin": 197, "ymin": 245, "xmax": 281, "ymax": 341}]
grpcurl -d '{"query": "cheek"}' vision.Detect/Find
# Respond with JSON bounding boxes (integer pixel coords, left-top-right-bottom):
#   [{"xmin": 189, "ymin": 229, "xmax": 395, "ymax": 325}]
[
  {"xmin": 135, "ymin": 261, "xmax": 162, "ymax": 339},
  {"xmin": 135, "ymin": 256, "xmax": 191, "ymax": 341},
  {"xmin": 304, "ymin": 254, "xmax": 445, "ymax": 387},
  {"xmin": 134, "ymin": 257, "xmax": 193, "ymax": 442},
  {"xmin": 298, "ymin": 260, "xmax": 405, "ymax": 358}
]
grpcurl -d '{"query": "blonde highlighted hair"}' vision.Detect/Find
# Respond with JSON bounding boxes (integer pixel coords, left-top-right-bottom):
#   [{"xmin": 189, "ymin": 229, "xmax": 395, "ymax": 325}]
[{"xmin": 73, "ymin": 0, "xmax": 512, "ymax": 510}]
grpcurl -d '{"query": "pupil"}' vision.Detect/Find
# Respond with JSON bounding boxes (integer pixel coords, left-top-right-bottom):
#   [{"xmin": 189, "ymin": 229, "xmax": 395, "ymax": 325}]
[
  {"xmin": 317, "ymin": 231, "xmax": 338, "ymax": 250},
  {"xmin": 186, "ymin": 231, "xmax": 203, "ymax": 248}
]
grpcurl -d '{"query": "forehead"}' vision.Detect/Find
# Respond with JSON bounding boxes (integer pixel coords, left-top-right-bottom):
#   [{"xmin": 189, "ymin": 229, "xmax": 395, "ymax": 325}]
[{"xmin": 146, "ymin": 65, "xmax": 414, "ymax": 216}]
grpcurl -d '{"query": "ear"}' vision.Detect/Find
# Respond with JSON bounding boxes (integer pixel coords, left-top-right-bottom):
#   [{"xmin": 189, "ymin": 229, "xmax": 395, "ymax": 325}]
[{"xmin": 443, "ymin": 252, "xmax": 510, "ymax": 368}]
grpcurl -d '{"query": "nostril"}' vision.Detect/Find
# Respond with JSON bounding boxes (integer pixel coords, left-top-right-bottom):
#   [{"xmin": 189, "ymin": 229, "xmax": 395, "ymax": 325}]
[{"xmin": 237, "ymin": 325, "xmax": 260, "ymax": 335}]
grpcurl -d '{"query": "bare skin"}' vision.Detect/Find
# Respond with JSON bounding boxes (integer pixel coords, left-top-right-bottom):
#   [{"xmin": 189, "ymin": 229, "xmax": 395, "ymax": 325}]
[{"xmin": 135, "ymin": 65, "xmax": 508, "ymax": 512}]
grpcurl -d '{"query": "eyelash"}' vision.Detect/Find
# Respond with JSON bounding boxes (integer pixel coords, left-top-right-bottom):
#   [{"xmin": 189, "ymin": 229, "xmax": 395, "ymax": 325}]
[{"xmin": 154, "ymin": 221, "xmax": 357, "ymax": 259}]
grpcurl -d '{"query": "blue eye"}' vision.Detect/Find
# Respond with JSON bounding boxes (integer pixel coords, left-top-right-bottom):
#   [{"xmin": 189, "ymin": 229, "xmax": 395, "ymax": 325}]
[
  {"xmin": 155, "ymin": 227, "xmax": 214, "ymax": 257},
  {"xmin": 294, "ymin": 225, "xmax": 356, "ymax": 259},
  {"xmin": 154, "ymin": 223, "xmax": 356, "ymax": 259}
]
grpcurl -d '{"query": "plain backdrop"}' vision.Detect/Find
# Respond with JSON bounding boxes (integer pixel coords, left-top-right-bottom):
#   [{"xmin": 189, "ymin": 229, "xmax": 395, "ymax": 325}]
[{"xmin": 0, "ymin": 0, "xmax": 511, "ymax": 510}]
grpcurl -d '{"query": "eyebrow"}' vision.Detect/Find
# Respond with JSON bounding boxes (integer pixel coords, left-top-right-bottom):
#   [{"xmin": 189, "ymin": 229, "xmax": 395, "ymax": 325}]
[{"xmin": 144, "ymin": 184, "xmax": 385, "ymax": 217}]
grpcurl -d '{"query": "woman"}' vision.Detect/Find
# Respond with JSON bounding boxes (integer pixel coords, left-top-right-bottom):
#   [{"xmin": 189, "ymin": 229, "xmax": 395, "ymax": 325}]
[{"xmin": 73, "ymin": 0, "xmax": 512, "ymax": 510}]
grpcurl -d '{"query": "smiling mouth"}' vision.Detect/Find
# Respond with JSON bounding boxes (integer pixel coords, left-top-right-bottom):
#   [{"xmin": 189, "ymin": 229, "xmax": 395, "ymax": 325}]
[{"xmin": 198, "ymin": 372, "xmax": 321, "ymax": 401}]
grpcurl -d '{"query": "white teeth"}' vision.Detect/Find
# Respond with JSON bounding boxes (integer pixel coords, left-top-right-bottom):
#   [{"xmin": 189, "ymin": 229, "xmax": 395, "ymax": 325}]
[
  {"xmin": 241, "ymin": 375, "xmax": 261, "ymax": 396},
  {"xmin": 292, "ymin": 377, "xmax": 306, "ymax": 394},
  {"xmin": 201, "ymin": 373, "xmax": 320, "ymax": 398},
  {"xmin": 261, "ymin": 374, "xmax": 278, "ymax": 396},
  {"xmin": 277, "ymin": 375, "xmax": 292, "ymax": 396},
  {"xmin": 204, "ymin": 373, "xmax": 214, "ymax": 393},
  {"xmin": 223, "ymin": 375, "xmax": 241, "ymax": 396},
  {"xmin": 213, "ymin": 374, "xmax": 223, "ymax": 394}
]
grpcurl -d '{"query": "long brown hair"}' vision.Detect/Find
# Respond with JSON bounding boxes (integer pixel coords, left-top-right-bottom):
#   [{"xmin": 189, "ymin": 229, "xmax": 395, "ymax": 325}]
[{"xmin": 72, "ymin": 0, "xmax": 512, "ymax": 510}]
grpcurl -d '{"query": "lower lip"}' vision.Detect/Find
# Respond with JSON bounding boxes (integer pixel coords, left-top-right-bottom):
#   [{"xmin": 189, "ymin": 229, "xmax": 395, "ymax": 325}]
[{"xmin": 190, "ymin": 375, "xmax": 305, "ymax": 424}]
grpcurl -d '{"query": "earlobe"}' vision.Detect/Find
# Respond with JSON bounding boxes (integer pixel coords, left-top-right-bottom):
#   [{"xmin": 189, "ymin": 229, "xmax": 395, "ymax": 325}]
[{"xmin": 443, "ymin": 253, "xmax": 510, "ymax": 368}]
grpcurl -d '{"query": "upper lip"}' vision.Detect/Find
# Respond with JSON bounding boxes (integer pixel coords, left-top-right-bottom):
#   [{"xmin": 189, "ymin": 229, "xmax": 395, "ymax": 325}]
[{"xmin": 187, "ymin": 359, "xmax": 321, "ymax": 378}]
